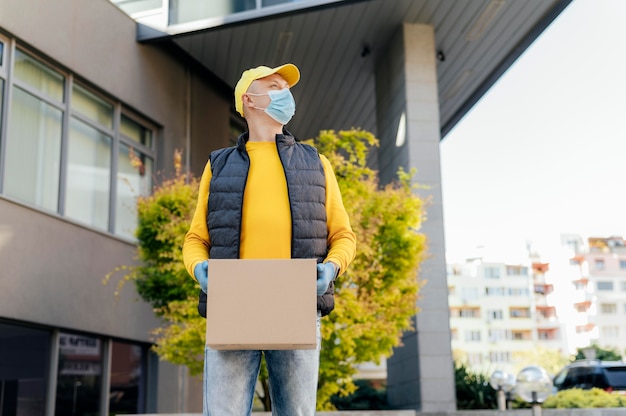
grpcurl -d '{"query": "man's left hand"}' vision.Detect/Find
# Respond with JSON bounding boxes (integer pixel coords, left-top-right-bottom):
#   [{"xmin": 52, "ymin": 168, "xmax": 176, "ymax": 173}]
[{"xmin": 316, "ymin": 262, "xmax": 338, "ymax": 296}]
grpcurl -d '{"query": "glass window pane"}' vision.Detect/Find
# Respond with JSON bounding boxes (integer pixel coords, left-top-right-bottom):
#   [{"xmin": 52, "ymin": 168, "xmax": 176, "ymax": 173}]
[
  {"xmin": 14, "ymin": 49, "xmax": 64, "ymax": 102},
  {"xmin": 5, "ymin": 87, "xmax": 62, "ymax": 210},
  {"xmin": 0, "ymin": 40, "xmax": 4, "ymax": 66},
  {"xmin": 112, "ymin": 0, "xmax": 163, "ymax": 15},
  {"xmin": 120, "ymin": 115, "xmax": 152, "ymax": 148},
  {"xmin": 65, "ymin": 117, "xmax": 111, "ymax": 230},
  {"xmin": 72, "ymin": 84, "xmax": 113, "ymax": 129},
  {"xmin": 169, "ymin": 0, "xmax": 255, "ymax": 24},
  {"xmin": 55, "ymin": 333, "xmax": 102, "ymax": 416},
  {"xmin": 109, "ymin": 341, "xmax": 146, "ymax": 414},
  {"xmin": 116, "ymin": 143, "xmax": 152, "ymax": 239},
  {"xmin": 0, "ymin": 323, "xmax": 51, "ymax": 416}
]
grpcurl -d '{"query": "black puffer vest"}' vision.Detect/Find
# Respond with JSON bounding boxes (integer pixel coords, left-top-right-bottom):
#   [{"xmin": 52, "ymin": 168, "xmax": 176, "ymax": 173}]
[{"xmin": 197, "ymin": 131, "xmax": 335, "ymax": 317}]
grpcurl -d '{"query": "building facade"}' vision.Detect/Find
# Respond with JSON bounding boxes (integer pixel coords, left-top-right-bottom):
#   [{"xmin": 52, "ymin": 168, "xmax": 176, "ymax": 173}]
[{"xmin": 448, "ymin": 236, "xmax": 626, "ymax": 377}]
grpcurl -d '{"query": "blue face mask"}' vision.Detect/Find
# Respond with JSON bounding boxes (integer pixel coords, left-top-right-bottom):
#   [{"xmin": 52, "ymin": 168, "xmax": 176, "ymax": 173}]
[{"xmin": 249, "ymin": 88, "xmax": 295, "ymax": 125}]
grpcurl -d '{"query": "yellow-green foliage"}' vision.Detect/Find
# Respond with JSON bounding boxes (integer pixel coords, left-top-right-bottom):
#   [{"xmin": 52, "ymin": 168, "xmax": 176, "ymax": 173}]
[
  {"xmin": 107, "ymin": 129, "xmax": 427, "ymax": 410},
  {"xmin": 543, "ymin": 388, "xmax": 626, "ymax": 408},
  {"xmin": 306, "ymin": 130, "xmax": 426, "ymax": 409}
]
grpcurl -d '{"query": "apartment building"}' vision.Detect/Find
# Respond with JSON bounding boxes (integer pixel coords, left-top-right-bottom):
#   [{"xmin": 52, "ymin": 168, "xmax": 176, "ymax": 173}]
[
  {"xmin": 449, "ymin": 235, "xmax": 626, "ymax": 376},
  {"xmin": 448, "ymin": 256, "xmax": 536, "ymax": 375},
  {"xmin": 581, "ymin": 236, "xmax": 626, "ymax": 354}
]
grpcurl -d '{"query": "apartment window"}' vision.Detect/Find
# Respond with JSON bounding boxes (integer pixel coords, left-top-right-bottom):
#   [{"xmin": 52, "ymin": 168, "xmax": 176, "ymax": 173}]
[
  {"xmin": 483, "ymin": 266, "xmax": 500, "ymax": 279},
  {"xmin": 621, "ymin": 282, "xmax": 626, "ymax": 292},
  {"xmin": 467, "ymin": 353, "xmax": 483, "ymax": 366},
  {"xmin": 620, "ymin": 260, "xmax": 626, "ymax": 270},
  {"xmin": 465, "ymin": 330, "xmax": 481, "ymax": 342},
  {"xmin": 600, "ymin": 303, "xmax": 617, "ymax": 314},
  {"xmin": 489, "ymin": 329, "xmax": 509, "ymax": 342},
  {"xmin": 510, "ymin": 307, "xmax": 531, "ymax": 318},
  {"xmin": 487, "ymin": 310, "xmax": 503, "ymax": 320},
  {"xmin": 451, "ymin": 307, "xmax": 480, "ymax": 318},
  {"xmin": 594, "ymin": 259, "xmax": 605, "ymax": 270},
  {"xmin": 1, "ymin": 46, "xmax": 155, "ymax": 239},
  {"xmin": 460, "ymin": 287, "xmax": 479, "ymax": 301},
  {"xmin": 485, "ymin": 287, "xmax": 505, "ymax": 296},
  {"xmin": 506, "ymin": 265, "xmax": 528, "ymax": 276},
  {"xmin": 511, "ymin": 330, "xmax": 530, "ymax": 340},
  {"xmin": 597, "ymin": 281, "xmax": 614, "ymax": 291},
  {"xmin": 601, "ymin": 326, "xmax": 619, "ymax": 338},
  {"xmin": 489, "ymin": 351, "xmax": 511, "ymax": 364},
  {"xmin": 509, "ymin": 287, "xmax": 529, "ymax": 296}
]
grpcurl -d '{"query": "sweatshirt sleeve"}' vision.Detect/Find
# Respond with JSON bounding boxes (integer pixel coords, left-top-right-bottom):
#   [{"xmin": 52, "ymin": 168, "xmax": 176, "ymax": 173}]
[
  {"xmin": 182, "ymin": 159, "xmax": 212, "ymax": 280},
  {"xmin": 320, "ymin": 155, "xmax": 357, "ymax": 276}
]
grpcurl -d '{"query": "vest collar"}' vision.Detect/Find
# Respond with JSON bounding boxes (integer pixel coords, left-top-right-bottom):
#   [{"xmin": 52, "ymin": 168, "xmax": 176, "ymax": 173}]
[{"xmin": 236, "ymin": 129, "xmax": 296, "ymax": 151}]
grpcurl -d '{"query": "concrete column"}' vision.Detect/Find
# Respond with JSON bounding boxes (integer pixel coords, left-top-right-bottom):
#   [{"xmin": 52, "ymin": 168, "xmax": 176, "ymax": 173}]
[{"xmin": 375, "ymin": 23, "xmax": 456, "ymax": 412}]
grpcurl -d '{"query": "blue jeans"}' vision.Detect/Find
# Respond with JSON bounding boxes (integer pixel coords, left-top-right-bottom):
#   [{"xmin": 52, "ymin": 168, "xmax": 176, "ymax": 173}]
[{"xmin": 203, "ymin": 314, "xmax": 321, "ymax": 415}]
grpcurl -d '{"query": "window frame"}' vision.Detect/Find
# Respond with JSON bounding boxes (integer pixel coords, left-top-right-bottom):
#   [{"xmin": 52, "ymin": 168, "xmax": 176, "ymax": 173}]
[{"xmin": 0, "ymin": 41, "xmax": 157, "ymax": 240}]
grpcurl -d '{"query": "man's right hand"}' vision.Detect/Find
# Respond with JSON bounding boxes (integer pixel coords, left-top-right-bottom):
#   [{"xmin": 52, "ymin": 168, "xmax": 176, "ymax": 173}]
[{"xmin": 194, "ymin": 260, "xmax": 209, "ymax": 293}]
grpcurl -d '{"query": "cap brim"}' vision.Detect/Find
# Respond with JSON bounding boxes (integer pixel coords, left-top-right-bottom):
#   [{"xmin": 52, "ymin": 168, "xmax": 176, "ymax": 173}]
[{"xmin": 270, "ymin": 63, "xmax": 300, "ymax": 88}]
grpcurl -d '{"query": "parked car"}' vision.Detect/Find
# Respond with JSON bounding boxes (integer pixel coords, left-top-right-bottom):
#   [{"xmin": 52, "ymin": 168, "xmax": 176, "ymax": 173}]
[{"xmin": 553, "ymin": 360, "xmax": 626, "ymax": 394}]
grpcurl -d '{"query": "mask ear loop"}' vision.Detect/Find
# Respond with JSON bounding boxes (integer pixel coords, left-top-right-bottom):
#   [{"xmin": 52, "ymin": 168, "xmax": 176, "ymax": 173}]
[{"xmin": 244, "ymin": 92, "xmax": 268, "ymax": 111}]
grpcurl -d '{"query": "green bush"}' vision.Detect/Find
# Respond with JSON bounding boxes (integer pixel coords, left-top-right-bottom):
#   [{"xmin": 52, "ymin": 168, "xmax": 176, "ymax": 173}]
[
  {"xmin": 543, "ymin": 388, "xmax": 626, "ymax": 408},
  {"xmin": 455, "ymin": 362, "xmax": 498, "ymax": 409}
]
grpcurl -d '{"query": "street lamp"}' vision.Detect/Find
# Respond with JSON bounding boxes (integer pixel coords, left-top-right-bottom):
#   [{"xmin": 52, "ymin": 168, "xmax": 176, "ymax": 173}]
[
  {"xmin": 515, "ymin": 366, "xmax": 553, "ymax": 416},
  {"xmin": 489, "ymin": 370, "xmax": 515, "ymax": 410}
]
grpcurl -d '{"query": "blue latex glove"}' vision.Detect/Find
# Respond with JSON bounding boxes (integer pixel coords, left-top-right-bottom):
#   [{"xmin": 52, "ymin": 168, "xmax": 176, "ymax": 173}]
[
  {"xmin": 316, "ymin": 262, "xmax": 338, "ymax": 296},
  {"xmin": 194, "ymin": 260, "xmax": 208, "ymax": 293}
]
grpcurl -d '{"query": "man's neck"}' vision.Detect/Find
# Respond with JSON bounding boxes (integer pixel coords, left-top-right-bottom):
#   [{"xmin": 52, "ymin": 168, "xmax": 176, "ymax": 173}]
[{"xmin": 247, "ymin": 122, "xmax": 284, "ymax": 142}]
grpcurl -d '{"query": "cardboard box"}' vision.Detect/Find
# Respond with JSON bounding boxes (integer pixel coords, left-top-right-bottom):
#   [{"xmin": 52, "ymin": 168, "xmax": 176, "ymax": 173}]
[{"xmin": 206, "ymin": 258, "xmax": 317, "ymax": 350}]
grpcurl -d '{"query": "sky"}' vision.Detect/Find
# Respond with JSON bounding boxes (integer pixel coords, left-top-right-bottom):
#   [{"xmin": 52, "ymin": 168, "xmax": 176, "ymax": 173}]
[{"xmin": 440, "ymin": 0, "xmax": 626, "ymax": 262}]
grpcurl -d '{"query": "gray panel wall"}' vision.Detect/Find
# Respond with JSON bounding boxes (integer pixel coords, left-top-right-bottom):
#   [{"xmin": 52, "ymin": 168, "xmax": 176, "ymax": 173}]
[{"xmin": 376, "ymin": 23, "xmax": 456, "ymax": 412}]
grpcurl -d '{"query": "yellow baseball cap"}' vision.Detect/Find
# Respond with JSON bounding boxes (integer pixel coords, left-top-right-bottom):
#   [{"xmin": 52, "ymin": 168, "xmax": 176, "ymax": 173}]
[{"xmin": 234, "ymin": 63, "xmax": 300, "ymax": 117}]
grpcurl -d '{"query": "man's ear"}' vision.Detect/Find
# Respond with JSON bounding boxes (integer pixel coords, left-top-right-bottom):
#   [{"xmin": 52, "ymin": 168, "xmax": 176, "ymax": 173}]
[{"xmin": 242, "ymin": 93, "xmax": 255, "ymax": 109}]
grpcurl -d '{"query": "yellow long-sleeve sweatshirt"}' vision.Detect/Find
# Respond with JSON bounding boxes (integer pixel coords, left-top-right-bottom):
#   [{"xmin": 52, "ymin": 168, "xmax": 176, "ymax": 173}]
[{"xmin": 183, "ymin": 141, "xmax": 356, "ymax": 281}]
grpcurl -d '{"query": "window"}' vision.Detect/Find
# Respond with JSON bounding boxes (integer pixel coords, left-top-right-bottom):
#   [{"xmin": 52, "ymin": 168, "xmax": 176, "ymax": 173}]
[
  {"xmin": 0, "ymin": 322, "xmax": 51, "ymax": 415},
  {"xmin": 506, "ymin": 265, "xmax": 528, "ymax": 276},
  {"xmin": 597, "ymin": 281, "xmax": 614, "ymax": 291},
  {"xmin": 465, "ymin": 330, "xmax": 481, "ymax": 342},
  {"xmin": 487, "ymin": 310, "xmax": 503, "ymax": 320},
  {"xmin": 510, "ymin": 307, "xmax": 531, "ymax": 318},
  {"xmin": 594, "ymin": 259, "xmax": 605, "ymax": 270},
  {"xmin": 109, "ymin": 341, "xmax": 147, "ymax": 414},
  {"xmin": 111, "ymin": 0, "xmax": 163, "ymax": 15},
  {"xmin": 485, "ymin": 287, "xmax": 505, "ymax": 296},
  {"xmin": 483, "ymin": 266, "xmax": 500, "ymax": 279},
  {"xmin": 467, "ymin": 353, "xmax": 482, "ymax": 366},
  {"xmin": 5, "ymin": 50, "xmax": 64, "ymax": 211},
  {"xmin": 511, "ymin": 330, "xmax": 531, "ymax": 340},
  {"xmin": 620, "ymin": 260, "xmax": 626, "ymax": 270},
  {"xmin": 460, "ymin": 287, "xmax": 479, "ymax": 301},
  {"xmin": 601, "ymin": 326, "xmax": 619, "ymax": 338},
  {"xmin": 508, "ymin": 287, "xmax": 529, "ymax": 296},
  {"xmin": 1, "ymin": 46, "xmax": 155, "ymax": 239},
  {"xmin": 489, "ymin": 329, "xmax": 509, "ymax": 342},
  {"xmin": 489, "ymin": 351, "xmax": 511, "ymax": 364},
  {"xmin": 56, "ymin": 333, "xmax": 103, "ymax": 416},
  {"xmin": 451, "ymin": 307, "xmax": 480, "ymax": 318},
  {"xmin": 621, "ymin": 282, "xmax": 626, "ymax": 292},
  {"xmin": 600, "ymin": 303, "xmax": 617, "ymax": 314}
]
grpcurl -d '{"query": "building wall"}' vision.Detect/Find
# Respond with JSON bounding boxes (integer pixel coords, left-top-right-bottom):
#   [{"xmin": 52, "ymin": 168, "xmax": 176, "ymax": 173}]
[{"xmin": 0, "ymin": 0, "xmax": 233, "ymax": 413}]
